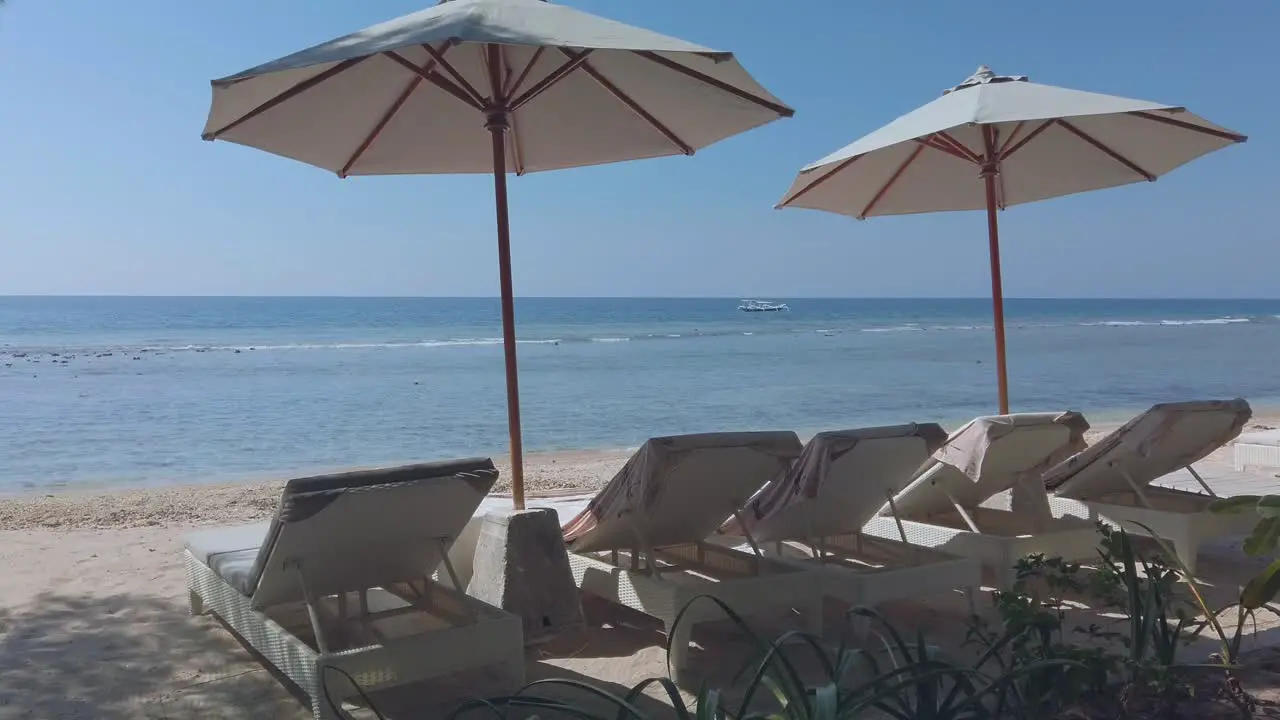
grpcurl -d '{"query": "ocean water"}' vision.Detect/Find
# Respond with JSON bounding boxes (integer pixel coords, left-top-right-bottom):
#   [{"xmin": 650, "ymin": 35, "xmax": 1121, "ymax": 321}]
[{"xmin": 3, "ymin": 296, "xmax": 1279, "ymax": 494}]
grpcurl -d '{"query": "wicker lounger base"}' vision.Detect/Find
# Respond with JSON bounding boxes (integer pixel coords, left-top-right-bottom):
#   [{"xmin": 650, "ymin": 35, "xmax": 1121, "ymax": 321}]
[
  {"xmin": 1049, "ymin": 489, "xmax": 1258, "ymax": 576},
  {"xmin": 763, "ymin": 533, "xmax": 981, "ymax": 609},
  {"xmin": 567, "ymin": 541, "xmax": 820, "ymax": 684},
  {"xmin": 862, "ymin": 512, "xmax": 1102, "ymax": 589},
  {"xmin": 186, "ymin": 551, "xmax": 524, "ymax": 719}
]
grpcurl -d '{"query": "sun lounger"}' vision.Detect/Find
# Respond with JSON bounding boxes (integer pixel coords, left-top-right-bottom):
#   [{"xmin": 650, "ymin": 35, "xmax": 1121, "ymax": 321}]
[
  {"xmin": 184, "ymin": 459, "xmax": 524, "ymax": 719},
  {"xmin": 861, "ymin": 413, "xmax": 1101, "ymax": 588},
  {"xmin": 1044, "ymin": 399, "xmax": 1255, "ymax": 575},
  {"xmin": 561, "ymin": 431, "xmax": 819, "ymax": 683},
  {"xmin": 720, "ymin": 424, "xmax": 982, "ymax": 609},
  {"xmin": 1234, "ymin": 428, "xmax": 1280, "ymax": 472}
]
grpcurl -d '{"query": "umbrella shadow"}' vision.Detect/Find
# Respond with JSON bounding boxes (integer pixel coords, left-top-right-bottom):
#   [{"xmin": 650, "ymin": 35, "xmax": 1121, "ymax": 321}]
[{"xmin": 0, "ymin": 591, "xmax": 305, "ymax": 719}]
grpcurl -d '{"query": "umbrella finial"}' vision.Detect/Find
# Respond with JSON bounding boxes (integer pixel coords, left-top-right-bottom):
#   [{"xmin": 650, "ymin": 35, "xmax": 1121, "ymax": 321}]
[{"xmin": 945, "ymin": 66, "xmax": 1029, "ymax": 95}]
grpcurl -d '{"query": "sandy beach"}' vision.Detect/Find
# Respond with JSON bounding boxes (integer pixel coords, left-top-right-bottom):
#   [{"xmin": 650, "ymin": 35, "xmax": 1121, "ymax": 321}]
[{"xmin": 3, "ymin": 415, "xmax": 1280, "ymax": 718}]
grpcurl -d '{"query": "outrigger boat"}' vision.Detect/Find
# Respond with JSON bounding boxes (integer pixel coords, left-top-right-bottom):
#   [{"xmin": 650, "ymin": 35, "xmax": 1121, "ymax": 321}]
[{"xmin": 739, "ymin": 299, "xmax": 789, "ymax": 312}]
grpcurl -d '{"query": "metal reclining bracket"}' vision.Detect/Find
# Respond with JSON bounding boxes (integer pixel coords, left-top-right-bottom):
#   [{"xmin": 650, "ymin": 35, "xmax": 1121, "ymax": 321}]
[
  {"xmin": 941, "ymin": 488, "xmax": 982, "ymax": 533},
  {"xmin": 283, "ymin": 532, "xmax": 475, "ymax": 653},
  {"xmin": 432, "ymin": 535, "xmax": 478, "ymax": 623},
  {"xmin": 287, "ymin": 559, "xmax": 331, "ymax": 654},
  {"xmin": 882, "ymin": 489, "xmax": 926, "ymax": 562},
  {"xmin": 916, "ymin": 462, "xmax": 982, "ymax": 533},
  {"xmin": 1185, "ymin": 464, "xmax": 1217, "ymax": 498},
  {"xmin": 883, "ymin": 490, "xmax": 912, "ymax": 545},
  {"xmin": 730, "ymin": 508, "xmax": 765, "ymax": 560}
]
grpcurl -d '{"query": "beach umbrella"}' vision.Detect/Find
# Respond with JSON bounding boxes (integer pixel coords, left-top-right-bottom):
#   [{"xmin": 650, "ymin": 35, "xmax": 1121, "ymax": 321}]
[
  {"xmin": 201, "ymin": 0, "xmax": 792, "ymax": 509},
  {"xmin": 777, "ymin": 66, "xmax": 1245, "ymax": 414}
]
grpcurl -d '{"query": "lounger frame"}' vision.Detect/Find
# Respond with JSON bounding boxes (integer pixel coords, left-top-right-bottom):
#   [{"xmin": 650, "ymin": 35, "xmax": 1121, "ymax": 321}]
[
  {"xmin": 865, "ymin": 457, "xmax": 1102, "ymax": 588},
  {"xmin": 762, "ymin": 530, "xmax": 980, "ymax": 609},
  {"xmin": 567, "ymin": 539, "xmax": 820, "ymax": 683},
  {"xmin": 1049, "ymin": 465, "xmax": 1259, "ymax": 576},
  {"xmin": 186, "ymin": 548, "xmax": 523, "ymax": 719},
  {"xmin": 862, "ymin": 509, "xmax": 1100, "ymax": 589}
]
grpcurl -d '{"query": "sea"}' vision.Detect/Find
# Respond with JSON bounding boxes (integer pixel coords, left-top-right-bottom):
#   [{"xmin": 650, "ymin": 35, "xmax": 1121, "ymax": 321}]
[{"xmin": 2, "ymin": 296, "xmax": 1278, "ymax": 495}]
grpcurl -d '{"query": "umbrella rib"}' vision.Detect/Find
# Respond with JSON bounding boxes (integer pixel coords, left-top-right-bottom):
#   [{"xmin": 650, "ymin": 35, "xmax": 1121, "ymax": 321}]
[
  {"xmin": 997, "ymin": 121, "xmax": 1026, "ymax": 155},
  {"xmin": 776, "ymin": 154, "xmax": 861, "ymax": 207},
  {"xmin": 202, "ymin": 57, "xmax": 368, "ymax": 140},
  {"xmin": 632, "ymin": 50, "xmax": 793, "ymax": 118},
  {"xmin": 421, "ymin": 43, "xmax": 487, "ymax": 107},
  {"xmin": 933, "ymin": 131, "xmax": 981, "ymax": 164},
  {"xmin": 859, "ymin": 144, "xmax": 924, "ymax": 219},
  {"xmin": 384, "ymin": 51, "xmax": 485, "ymax": 112},
  {"xmin": 1129, "ymin": 111, "xmax": 1247, "ymax": 143},
  {"xmin": 998, "ymin": 119, "xmax": 1054, "ymax": 160},
  {"xmin": 339, "ymin": 54, "xmax": 443, "ymax": 178},
  {"xmin": 1056, "ymin": 119, "xmax": 1155, "ymax": 181},
  {"xmin": 914, "ymin": 136, "xmax": 977, "ymax": 164},
  {"xmin": 508, "ymin": 49, "xmax": 593, "ymax": 112},
  {"xmin": 505, "ymin": 47, "xmax": 545, "ymax": 99},
  {"xmin": 569, "ymin": 52, "xmax": 693, "ymax": 156}
]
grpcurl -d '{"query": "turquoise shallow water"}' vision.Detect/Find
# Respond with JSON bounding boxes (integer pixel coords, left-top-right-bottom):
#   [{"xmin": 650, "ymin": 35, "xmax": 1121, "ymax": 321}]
[{"xmin": 2, "ymin": 296, "xmax": 1278, "ymax": 493}]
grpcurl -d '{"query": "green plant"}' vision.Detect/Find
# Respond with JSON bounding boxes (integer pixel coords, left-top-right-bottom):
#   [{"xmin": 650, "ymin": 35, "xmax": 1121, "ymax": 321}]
[
  {"xmin": 1211, "ymin": 494, "xmax": 1280, "ymax": 611},
  {"xmin": 965, "ymin": 553, "xmax": 1119, "ymax": 714},
  {"xmin": 970, "ymin": 526, "xmax": 1246, "ymax": 715},
  {"xmin": 438, "ymin": 596, "xmax": 1082, "ymax": 720},
  {"xmin": 1094, "ymin": 526, "xmax": 1200, "ymax": 702},
  {"xmin": 330, "ymin": 520, "xmax": 1274, "ymax": 719},
  {"xmin": 1111, "ymin": 523, "xmax": 1267, "ymax": 717}
]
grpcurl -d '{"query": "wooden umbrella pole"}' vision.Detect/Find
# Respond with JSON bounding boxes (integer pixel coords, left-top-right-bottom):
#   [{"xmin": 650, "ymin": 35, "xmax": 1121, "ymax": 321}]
[
  {"xmin": 487, "ymin": 109, "xmax": 527, "ymax": 510},
  {"xmin": 980, "ymin": 125, "xmax": 1010, "ymax": 415},
  {"xmin": 981, "ymin": 164, "xmax": 1010, "ymax": 415}
]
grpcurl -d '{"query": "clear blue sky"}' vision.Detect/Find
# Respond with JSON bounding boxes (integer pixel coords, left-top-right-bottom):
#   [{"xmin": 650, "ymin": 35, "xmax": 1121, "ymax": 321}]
[{"xmin": 0, "ymin": 1, "xmax": 1274, "ymax": 298}]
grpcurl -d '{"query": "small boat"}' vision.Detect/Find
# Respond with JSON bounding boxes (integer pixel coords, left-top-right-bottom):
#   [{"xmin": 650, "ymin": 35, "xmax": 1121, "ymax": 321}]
[{"xmin": 739, "ymin": 299, "xmax": 790, "ymax": 312}]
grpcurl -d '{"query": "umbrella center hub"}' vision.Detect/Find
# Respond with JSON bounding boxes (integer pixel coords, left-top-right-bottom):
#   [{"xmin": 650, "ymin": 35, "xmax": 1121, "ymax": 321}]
[
  {"xmin": 485, "ymin": 111, "xmax": 511, "ymax": 132},
  {"xmin": 978, "ymin": 162, "xmax": 999, "ymax": 178}
]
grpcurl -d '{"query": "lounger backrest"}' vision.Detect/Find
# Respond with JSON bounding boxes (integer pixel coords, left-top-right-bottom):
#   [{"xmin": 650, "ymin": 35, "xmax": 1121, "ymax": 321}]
[
  {"xmin": 891, "ymin": 412, "xmax": 1089, "ymax": 519},
  {"xmin": 562, "ymin": 431, "xmax": 802, "ymax": 554},
  {"xmin": 724, "ymin": 424, "xmax": 948, "ymax": 543},
  {"xmin": 248, "ymin": 458, "xmax": 498, "ymax": 608},
  {"xmin": 1046, "ymin": 399, "xmax": 1251, "ymax": 500}
]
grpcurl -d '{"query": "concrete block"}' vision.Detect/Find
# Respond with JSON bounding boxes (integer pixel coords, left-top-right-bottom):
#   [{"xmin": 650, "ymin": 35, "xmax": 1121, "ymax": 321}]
[{"xmin": 466, "ymin": 507, "xmax": 585, "ymax": 645}]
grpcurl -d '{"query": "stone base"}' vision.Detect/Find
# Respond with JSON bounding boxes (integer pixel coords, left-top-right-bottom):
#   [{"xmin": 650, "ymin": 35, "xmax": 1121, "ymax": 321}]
[{"xmin": 466, "ymin": 507, "xmax": 585, "ymax": 645}]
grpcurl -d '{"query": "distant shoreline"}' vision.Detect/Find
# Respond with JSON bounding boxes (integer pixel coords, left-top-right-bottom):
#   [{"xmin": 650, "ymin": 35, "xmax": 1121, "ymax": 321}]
[
  {"xmin": 4, "ymin": 295, "xmax": 1280, "ymax": 301},
  {"xmin": 6, "ymin": 409, "xmax": 1278, "ymax": 532},
  {"xmin": 4, "ymin": 403, "xmax": 1277, "ymax": 500}
]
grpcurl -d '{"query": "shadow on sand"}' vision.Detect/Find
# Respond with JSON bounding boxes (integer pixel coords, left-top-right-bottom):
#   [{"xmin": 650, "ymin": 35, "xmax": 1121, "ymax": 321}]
[
  {"xmin": 0, "ymin": 592, "xmax": 685, "ymax": 719},
  {"xmin": 0, "ymin": 592, "xmax": 303, "ymax": 719}
]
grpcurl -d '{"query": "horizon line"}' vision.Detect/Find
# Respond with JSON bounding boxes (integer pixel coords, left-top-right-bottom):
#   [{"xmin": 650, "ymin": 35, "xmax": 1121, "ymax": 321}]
[{"xmin": 2, "ymin": 295, "xmax": 1279, "ymax": 302}]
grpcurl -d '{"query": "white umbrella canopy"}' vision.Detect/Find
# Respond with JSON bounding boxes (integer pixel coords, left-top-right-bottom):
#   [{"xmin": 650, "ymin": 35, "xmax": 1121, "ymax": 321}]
[
  {"xmin": 202, "ymin": 0, "xmax": 793, "ymax": 509},
  {"xmin": 779, "ymin": 66, "xmax": 1244, "ymax": 217},
  {"xmin": 778, "ymin": 66, "xmax": 1245, "ymax": 413},
  {"xmin": 203, "ymin": 0, "xmax": 791, "ymax": 175}
]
